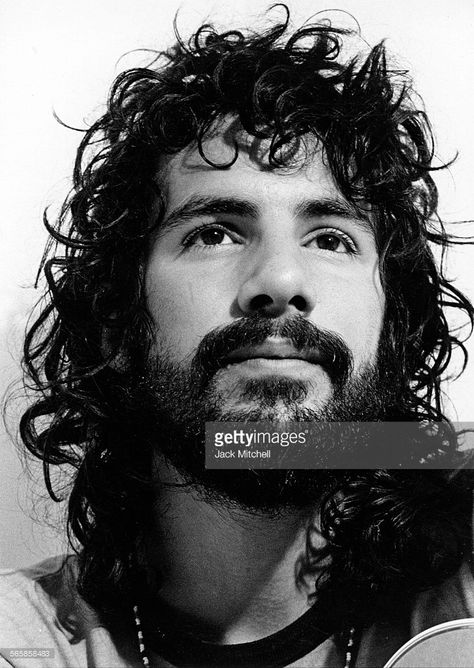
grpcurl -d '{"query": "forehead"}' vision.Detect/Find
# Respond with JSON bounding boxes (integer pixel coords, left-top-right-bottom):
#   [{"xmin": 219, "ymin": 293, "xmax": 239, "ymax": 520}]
[{"xmin": 158, "ymin": 123, "xmax": 346, "ymax": 206}]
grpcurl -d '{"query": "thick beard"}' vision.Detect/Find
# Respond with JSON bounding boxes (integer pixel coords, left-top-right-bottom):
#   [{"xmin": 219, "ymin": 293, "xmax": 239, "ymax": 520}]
[{"xmin": 129, "ymin": 318, "xmax": 402, "ymax": 512}]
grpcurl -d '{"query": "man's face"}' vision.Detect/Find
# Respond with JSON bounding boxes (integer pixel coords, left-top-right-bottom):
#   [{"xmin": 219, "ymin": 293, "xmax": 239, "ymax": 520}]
[
  {"xmin": 145, "ymin": 129, "xmax": 385, "ymax": 421},
  {"xmin": 139, "ymin": 127, "xmax": 392, "ymax": 508}
]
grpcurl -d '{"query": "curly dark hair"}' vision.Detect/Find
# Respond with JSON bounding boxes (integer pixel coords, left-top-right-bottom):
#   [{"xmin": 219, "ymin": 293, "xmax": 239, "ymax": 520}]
[{"xmin": 19, "ymin": 5, "xmax": 473, "ymax": 630}]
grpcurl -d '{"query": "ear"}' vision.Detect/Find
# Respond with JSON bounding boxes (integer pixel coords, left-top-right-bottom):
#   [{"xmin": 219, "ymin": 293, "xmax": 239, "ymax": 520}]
[
  {"xmin": 99, "ymin": 265, "xmax": 150, "ymax": 374},
  {"xmin": 101, "ymin": 325, "xmax": 131, "ymax": 373}
]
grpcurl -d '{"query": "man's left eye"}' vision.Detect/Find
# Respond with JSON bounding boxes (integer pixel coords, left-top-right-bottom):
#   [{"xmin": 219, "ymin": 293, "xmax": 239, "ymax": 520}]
[{"xmin": 307, "ymin": 229, "xmax": 356, "ymax": 254}]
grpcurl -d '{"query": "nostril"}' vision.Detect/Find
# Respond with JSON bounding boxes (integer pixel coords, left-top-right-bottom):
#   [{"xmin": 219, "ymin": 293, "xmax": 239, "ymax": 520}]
[
  {"xmin": 249, "ymin": 294, "xmax": 273, "ymax": 310},
  {"xmin": 289, "ymin": 295, "xmax": 307, "ymax": 312}
]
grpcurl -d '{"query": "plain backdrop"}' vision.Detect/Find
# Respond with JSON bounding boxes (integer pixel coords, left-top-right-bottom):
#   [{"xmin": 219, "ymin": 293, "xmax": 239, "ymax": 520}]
[{"xmin": 1, "ymin": 0, "xmax": 473, "ymax": 568}]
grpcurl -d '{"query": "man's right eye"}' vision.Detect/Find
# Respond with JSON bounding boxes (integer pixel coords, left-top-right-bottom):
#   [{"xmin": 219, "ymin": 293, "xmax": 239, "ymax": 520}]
[{"xmin": 183, "ymin": 224, "xmax": 239, "ymax": 248}]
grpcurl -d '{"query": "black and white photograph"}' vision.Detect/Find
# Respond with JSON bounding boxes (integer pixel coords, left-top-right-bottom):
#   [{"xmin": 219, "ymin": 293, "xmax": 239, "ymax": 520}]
[{"xmin": 1, "ymin": 1, "xmax": 474, "ymax": 666}]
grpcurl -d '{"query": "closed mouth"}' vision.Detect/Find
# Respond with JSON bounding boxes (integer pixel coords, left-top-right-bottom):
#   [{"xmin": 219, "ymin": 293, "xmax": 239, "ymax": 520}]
[{"xmin": 224, "ymin": 338, "xmax": 324, "ymax": 366}]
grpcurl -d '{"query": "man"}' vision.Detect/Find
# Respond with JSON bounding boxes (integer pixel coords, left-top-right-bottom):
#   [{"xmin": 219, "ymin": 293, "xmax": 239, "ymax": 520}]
[{"xmin": 1, "ymin": 7, "xmax": 473, "ymax": 667}]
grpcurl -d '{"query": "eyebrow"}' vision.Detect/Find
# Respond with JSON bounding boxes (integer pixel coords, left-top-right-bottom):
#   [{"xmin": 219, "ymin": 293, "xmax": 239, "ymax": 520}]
[
  {"xmin": 159, "ymin": 196, "xmax": 259, "ymax": 234},
  {"xmin": 159, "ymin": 194, "xmax": 373, "ymax": 236},
  {"xmin": 295, "ymin": 198, "xmax": 374, "ymax": 235}
]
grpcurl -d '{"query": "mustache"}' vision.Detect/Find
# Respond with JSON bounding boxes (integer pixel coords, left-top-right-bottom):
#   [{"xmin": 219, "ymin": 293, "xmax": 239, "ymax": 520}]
[{"xmin": 191, "ymin": 315, "xmax": 353, "ymax": 389}]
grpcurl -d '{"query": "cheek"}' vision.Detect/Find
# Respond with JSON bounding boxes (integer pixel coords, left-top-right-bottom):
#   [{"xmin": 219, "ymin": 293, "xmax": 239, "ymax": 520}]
[
  {"xmin": 319, "ymin": 273, "xmax": 385, "ymax": 364},
  {"xmin": 145, "ymin": 266, "xmax": 230, "ymax": 360},
  {"xmin": 347, "ymin": 284, "xmax": 385, "ymax": 363}
]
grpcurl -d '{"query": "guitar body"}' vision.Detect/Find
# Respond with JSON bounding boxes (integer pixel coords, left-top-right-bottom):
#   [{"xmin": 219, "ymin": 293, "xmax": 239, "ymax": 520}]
[{"xmin": 384, "ymin": 618, "xmax": 474, "ymax": 667}]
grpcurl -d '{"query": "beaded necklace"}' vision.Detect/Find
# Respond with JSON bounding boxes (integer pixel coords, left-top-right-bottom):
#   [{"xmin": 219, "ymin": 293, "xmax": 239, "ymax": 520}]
[{"xmin": 133, "ymin": 604, "xmax": 357, "ymax": 668}]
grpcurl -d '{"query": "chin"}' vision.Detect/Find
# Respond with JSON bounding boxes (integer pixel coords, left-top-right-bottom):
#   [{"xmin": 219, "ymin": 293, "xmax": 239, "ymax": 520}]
[
  {"xmin": 211, "ymin": 374, "xmax": 331, "ymax": 420},
  {"xmin": 219, "ymin": 404, "xmax": 300, "ymax": 423},
  {"xmin": 214, "ymin": 401, "xmax": 329, "ymax": 424}
]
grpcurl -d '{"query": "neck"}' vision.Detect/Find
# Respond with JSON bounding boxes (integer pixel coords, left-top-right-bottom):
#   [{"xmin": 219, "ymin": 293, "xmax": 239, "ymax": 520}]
[{"xmin": 144, "ymin": 457, "xmax": 325, "ymax": 644}]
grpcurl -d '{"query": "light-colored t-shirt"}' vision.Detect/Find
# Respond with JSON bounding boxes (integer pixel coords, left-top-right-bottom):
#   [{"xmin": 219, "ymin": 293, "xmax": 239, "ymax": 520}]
[{"xmin": 0, "ymin": 555, "xmax": 473, "ymax": 667}]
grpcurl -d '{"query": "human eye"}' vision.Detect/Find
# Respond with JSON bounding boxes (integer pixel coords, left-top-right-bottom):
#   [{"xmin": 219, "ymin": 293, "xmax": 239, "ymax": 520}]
[
  {"xmin": 183, "ymin": 224, "xmax": 241, "ymax": 249},
  {"xmin": 305, "ymin": 227, "xmax": 357, "ymax": 254}
]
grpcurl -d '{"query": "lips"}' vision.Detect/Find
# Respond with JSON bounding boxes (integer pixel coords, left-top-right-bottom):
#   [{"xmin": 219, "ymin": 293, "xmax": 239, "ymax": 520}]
[{"xmin": 224, "ymin": 338, "xmax": 324, "ymax": 366}]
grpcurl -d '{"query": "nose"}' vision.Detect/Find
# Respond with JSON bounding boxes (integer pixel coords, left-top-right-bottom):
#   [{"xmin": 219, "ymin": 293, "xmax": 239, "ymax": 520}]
[{"xmin": 237, "ymin": 244, "xmax": 315, "ymax": 317}]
